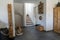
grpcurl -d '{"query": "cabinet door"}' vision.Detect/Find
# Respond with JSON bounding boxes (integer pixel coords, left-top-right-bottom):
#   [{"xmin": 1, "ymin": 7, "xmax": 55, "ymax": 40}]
[
  {"xmin": 58, "ymin": 7, "xmax": 60, "ymax": 33},
  {"xmin": 54, "ymin": 8, "xmax": 58, "ymax": 32},
  {"xmin": 8, "ymin": 4, "xmax": 13, "ymax": 38}
]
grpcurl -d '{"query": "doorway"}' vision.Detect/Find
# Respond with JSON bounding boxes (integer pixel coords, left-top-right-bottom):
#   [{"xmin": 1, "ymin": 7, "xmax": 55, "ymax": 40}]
[{"xmin": 24, "ymin": 3, "xmax": 36, "ymax": 27}]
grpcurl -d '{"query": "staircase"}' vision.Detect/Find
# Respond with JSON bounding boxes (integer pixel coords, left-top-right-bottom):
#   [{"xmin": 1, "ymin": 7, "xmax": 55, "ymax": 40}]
[{"xmin": 26, "ymin": 15, "xmax": 33, "ymax": 26}]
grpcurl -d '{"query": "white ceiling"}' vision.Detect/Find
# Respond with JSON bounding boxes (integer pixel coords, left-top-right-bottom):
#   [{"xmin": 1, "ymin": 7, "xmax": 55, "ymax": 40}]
[{"xmin": 14, "ymin": 0, "xmax": 41, "ymax": 3}]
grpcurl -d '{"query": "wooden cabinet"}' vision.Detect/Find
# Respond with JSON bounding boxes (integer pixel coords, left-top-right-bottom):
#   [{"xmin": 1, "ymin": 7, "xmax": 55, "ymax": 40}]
[
  {"xmin": 8, "ymin": 4, "xmax": 13, "ymax": 38},
  {"xmin": 54, "ymin": 7, "xmax": 60, "ymax": 33}
]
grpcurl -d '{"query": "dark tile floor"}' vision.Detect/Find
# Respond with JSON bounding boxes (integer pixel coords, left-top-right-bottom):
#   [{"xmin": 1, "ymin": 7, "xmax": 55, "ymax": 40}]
[{"xmin": 15, "ymin": 26, "xmax": 60, "ymax": 40}]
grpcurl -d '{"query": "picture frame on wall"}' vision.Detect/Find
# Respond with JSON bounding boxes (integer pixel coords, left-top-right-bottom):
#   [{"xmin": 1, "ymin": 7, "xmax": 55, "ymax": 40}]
[
  {"xmin": 39, "ymin": 16, "xmax": 42, "ymax": 20},
  {"xmin": 38, "ymin": 1, "xmax": 44, "ymax": 14}
]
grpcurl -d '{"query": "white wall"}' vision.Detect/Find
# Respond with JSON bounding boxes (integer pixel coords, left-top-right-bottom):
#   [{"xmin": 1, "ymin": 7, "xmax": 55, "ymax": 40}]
[
  {"xmin": 34, "ymin": 0, "xmax": 46, "ymax": 30},
  {"xmin": 15, "ymin": 15, "xmax": 22, "ymax": 26},
  {"xmin": 34, "ymin": 0, "xmax": 59, "ymax": 31},
  {"xmin": 0, "ymin": 0, "xmax": 13, "ymax": 28},
  {"xmin": 14, "ymin": 3, "xmax": 24, "ymax": 26},
  {"xmin": 0, "ymin": 0, "xmax": 15, "ymax": 36},
  {"xmin": 46, "ymin": 0, "xmax": 58, "ymax": 31},
  {"xmin": 14, "ymin": 0, "xmax": 59, "ymax": 31},
  {"xmin": 14, "ymin": 3, "xmax": 24, "ymax": 15}
]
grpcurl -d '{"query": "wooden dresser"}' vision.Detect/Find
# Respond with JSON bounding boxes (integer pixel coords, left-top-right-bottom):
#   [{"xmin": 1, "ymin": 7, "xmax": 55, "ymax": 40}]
[{"xmin": 54, "ymin": 7, "xmax": 60, "ymax": 33}]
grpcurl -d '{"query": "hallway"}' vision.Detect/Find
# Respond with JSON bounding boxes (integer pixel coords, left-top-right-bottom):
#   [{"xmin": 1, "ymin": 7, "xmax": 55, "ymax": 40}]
[{"xmin": 15, "ymin": 26, "xmax": 60, "ymax": 40}]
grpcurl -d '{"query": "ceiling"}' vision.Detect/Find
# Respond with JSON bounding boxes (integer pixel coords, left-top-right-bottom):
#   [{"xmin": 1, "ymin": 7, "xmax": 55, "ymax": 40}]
[{"xmin": 14, "ymin": 0, "xmax": 41, "ymax": 3}]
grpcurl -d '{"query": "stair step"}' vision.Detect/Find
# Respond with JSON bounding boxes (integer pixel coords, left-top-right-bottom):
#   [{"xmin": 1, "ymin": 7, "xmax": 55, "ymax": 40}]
[
  {"xmin": 26, "ymin": 23, "xmax": 33, "ymax": 24},
  {"xmin": 26, "ymin": 20, "xmax": 31, "ymax": 21},
  {"xmin": 26, "ymin": 15, "xmax": 33, "ymax": 26},
  {"xmin": 26, "ymin": 18, "xmax": 31, "ymax": 19},
  {"xmin": 26, "ymin": 20, "xmax": 32, "ymax": 22},
  {"xmin": 26, "ymin": 22, "xmax": 32, "ymax": 24},
  {"xmin": 26, "ymin": 22, "xmax": 32, "ymax": 23},
  {"xmin": 26, "ymin": 24, "xmax": 33, "ymax": 26},
  {"xmin": 26, "ymin": 21, "xmax": 32, "ymax": 22},
  {"xmin": 26, "ymin": 24, "xmax": 33, "ymax": 25},
  {"xmin": 26, "ymin": 19, "xmax": 31, "ymax": 20}
]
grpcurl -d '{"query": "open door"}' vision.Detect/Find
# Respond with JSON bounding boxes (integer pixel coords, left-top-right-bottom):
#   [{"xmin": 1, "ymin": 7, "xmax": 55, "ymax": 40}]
[{"xmin": 8, "ymin": 4, "xmax": 13, "ymax": 38}]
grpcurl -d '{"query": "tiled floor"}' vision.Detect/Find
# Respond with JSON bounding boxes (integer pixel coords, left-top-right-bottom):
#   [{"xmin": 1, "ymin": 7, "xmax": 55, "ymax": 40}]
[{"xmin": 15, "ymin": 26, "xmax": 60, "ymax": 40}]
